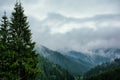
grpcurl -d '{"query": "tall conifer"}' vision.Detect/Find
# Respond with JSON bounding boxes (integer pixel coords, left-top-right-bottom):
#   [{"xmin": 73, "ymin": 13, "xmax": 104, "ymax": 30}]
[
  {"xmin": 0, "ymin": 12, "xmax": 16, "ymax": 79},
  {"xmin": 10, "ymin": 2, "xmax": 39, "ymax": 80}
]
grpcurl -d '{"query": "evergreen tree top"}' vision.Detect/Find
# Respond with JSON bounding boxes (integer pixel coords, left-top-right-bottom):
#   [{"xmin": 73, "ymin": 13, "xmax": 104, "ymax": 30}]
[
  {"xmin": 16, "ymin": 0, "xmax": 21, "ymax": 4},
  {"xmin": 2, "ymin": 11, "xmax": 7, "ymax": 19}
]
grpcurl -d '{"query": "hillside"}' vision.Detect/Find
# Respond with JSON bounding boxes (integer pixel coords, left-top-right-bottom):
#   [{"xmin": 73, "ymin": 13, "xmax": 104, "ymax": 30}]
[
  {"xmin": 38, "ymin": 55, "xmax": 75, "ymax": 80},
  {"xmin": 36, "ymin": 45, "xmax": 94, "ymax": 75},
  {"xmin": 84, "ymin": 58, "xmax": 120, "ymax": 80}
]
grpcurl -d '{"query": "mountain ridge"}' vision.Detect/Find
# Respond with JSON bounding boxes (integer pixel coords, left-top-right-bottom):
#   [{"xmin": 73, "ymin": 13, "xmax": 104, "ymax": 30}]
[{"xmin": 36, "ymin": 45, "xmax": 120, "ymax": 75}]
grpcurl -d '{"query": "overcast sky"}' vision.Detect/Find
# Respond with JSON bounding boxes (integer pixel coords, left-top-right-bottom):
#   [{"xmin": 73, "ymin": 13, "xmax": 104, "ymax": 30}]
[{"xmin": 0, "ymin": 0, "xmax": 120, "ymax": 52}]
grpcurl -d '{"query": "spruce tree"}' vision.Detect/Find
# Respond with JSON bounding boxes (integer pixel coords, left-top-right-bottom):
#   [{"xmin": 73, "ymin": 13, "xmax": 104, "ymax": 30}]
[
  {"xmin": 10, "ymin": 2, "xmax": 39, "ymax": 80},
  {"xmin": 0, "ymin": 12, "xmax": 17, "ymax": 80},
  {"xmin": 0, "ymin": 12, "xmax": 9, "ymax": 79},
  {"xmin": 0, "ymin": 12, "xmax": 10, "ymax": 46}
]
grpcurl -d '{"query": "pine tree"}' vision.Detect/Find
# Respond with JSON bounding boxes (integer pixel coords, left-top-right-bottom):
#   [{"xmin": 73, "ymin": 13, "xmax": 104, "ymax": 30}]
[
  {"xmin": 0, "ymin": 12, "xmax": 10, "ymax": 49},
  {"xmin": 0, "ymin": 12, "xmax": 10, "ymax": 79},
  {"xmin": 0, "ymin": 12, "xmax": 17, "ymax": 80},
  {"xmin": 9, "ymin": 2, "xmax": 39, "ymax": 80}
]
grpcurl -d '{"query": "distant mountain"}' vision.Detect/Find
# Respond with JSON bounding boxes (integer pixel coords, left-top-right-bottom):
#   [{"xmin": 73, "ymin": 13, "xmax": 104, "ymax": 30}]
[
  {"xmin": 36, "ymin": 45, "xmax": 120, "ymax": 75},
  {"xmin": 36, "ymin": 45, "xmax": 93, "ymax": 75},
  {"xmin": 91, "ymin": 48, "xmax": 120, "ymax": 64},
  {"xmin": 92, "ymin": 48, "xmax": 120, "ymax": 59},
  {"xmin": 58, "ymin": 48, "xmax": 120, "ymax": 66},
  {"xmin": 59, "ymin": 50, "xmax": 95, "ymax": 65},
  {"xmin": 36, "ymin": 45, "xmax": 54, "ymax": 57}
]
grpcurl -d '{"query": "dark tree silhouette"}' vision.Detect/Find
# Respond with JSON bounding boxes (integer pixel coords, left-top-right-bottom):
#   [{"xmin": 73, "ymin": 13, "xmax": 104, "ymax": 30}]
[{"xmin": 9, "ymin": 2, "xmax": 39, "ymax": 80}]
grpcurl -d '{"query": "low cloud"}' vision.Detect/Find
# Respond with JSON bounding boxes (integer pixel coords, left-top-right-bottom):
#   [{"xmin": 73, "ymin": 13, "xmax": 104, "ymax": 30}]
[
  {"xmin": 0, "ymin": 0, "xmax": 120, "ymax": 52},
  {"xmin": 31, "ymin": 13, "xmax": 120, "ymax": 51}
]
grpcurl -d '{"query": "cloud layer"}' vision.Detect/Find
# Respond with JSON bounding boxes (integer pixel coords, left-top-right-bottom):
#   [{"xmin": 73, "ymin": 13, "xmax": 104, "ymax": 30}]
[
  {"xmin": 0, "ymin": 0, "xmax": 120, "ymax": 52},
  {"xmin": 32, "ymin": 13, "xmax": 120, "ymax": 51}
]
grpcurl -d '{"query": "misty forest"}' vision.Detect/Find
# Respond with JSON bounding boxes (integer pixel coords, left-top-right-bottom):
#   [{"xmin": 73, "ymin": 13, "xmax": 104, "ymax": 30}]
[{"xmin": 0, "ymin": 1, "xmax": 120, "ymax": 80}]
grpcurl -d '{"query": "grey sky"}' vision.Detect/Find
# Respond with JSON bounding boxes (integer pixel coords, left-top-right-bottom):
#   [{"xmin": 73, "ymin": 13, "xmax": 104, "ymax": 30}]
[{"xmin": 0, "ymin": 0, "xmax": 120, "ymax": 52}]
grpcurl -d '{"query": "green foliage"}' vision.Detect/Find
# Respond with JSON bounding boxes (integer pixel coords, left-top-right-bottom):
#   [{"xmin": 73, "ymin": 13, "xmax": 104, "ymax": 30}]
[
  {"xmin": 0, "ymin": 50, "xmax": 17, "ymax": 80},
  {"xmin": 84, "ymin": 58, "xmax": 120, "ymax": 78},
  {"xmin": 84, "ymin": 67, "xmax": 120, "ymax": 80},
  {"xmin": 0, "ymin": 2, "xmax": 40, "ymax": 80},
  {"xmin": 84, "ymin": 58, "xmax": 120, "ymax": 80},
  {"xmin": 0, "ymin": 12, "xmax": 10, "ymax": 46},
  {"xmin": 38, "ymin": 55, "xmax": 75, "ymax": 80}
]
